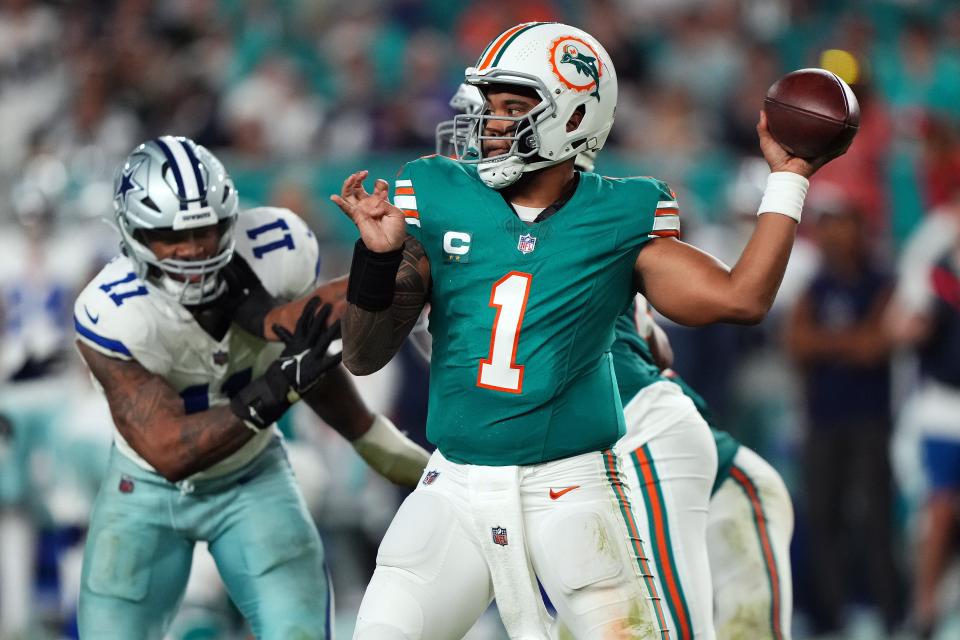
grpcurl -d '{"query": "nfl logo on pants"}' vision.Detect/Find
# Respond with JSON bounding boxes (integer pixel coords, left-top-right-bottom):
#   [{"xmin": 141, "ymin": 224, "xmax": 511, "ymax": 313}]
[{"xmin": 492, "ymin": 526, "xmax": 509, "ymax": 546}]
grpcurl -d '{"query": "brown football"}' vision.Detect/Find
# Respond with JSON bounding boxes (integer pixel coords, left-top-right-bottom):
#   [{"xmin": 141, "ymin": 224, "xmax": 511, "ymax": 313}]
[{"xmin": 763, "ymin": 68, "xmax": 860, "ymax": 159}]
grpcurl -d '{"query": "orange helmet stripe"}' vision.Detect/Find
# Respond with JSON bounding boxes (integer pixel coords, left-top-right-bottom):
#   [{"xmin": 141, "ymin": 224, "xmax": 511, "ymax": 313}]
[{"xmin": 478, "ymin": 22, "xmax": 537, "ymax": 71}]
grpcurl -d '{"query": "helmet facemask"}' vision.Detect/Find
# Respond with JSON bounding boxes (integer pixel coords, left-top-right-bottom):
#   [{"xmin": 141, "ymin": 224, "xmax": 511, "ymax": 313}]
[
  {"xmin": 435, "ymin": 117, "xmax": 477, "ymax": 158},
  {"xmin": 453, "ymin": 71, "xmax": 560, "ymax": 189},
  {"xmin": 113, "ymin": 136, "xmax": 240, "ymax": 307},
  {"xmin": 436, "ymin": 83, "xmax": 487, "ymax": 158},
  {"xmin": 118, "ymin": 216, "xmax": 236, "ymax": 306}
]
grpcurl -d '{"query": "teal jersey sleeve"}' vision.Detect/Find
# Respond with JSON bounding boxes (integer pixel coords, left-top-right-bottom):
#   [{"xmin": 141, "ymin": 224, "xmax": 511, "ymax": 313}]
[
  {"xmin": 597, "ymin": 176, "xmax": 681, "ymax": 259},
  {"xmin": 393, "ymin": 161, "xmax": 423, "ymax": 244}
]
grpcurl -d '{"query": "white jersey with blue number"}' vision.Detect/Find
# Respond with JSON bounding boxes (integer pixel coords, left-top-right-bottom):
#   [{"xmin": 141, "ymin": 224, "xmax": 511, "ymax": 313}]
[{"xmin": 74, "ymin": 207, "xmax": 320, "ymax": 480}]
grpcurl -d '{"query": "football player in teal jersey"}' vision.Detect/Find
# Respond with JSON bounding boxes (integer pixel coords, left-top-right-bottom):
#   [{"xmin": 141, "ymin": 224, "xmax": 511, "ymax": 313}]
[
  {"xmin": 438, "ymin": 92, "xmax": 792, "ymax": 640},
  {"xmin": 615, "ymin": 296, "xmax": 795, "ymax": 640},
  {"xmin": 437, "ymin": 87, "xmax": 718, "ymax": 639},
  {"xmin": 327, "ymin": 22, "xmax": 840, "ymax": 640}
]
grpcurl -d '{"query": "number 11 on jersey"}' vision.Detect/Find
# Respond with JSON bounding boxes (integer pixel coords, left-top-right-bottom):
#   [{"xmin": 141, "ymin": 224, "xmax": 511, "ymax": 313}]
[{"xmin": 477, "ymin": 272, "xmax": 532, "ymax": 394}]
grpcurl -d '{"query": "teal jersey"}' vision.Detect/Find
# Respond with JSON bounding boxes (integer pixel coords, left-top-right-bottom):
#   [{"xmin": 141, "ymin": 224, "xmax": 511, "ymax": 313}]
[
  {"xmin": 396, "ymin": 156, "xmax": 677, "ymax": 466},
  {"xmin": 610, "ymin": 301, "xmax": 669, "ymax": 402},
  {"xmin": 709, "ymin": 428, "xmax": 740, "ymax": 494},
  {"xmin": 610, "ymin": 297, "xmax": 740, "ymax": 495}
]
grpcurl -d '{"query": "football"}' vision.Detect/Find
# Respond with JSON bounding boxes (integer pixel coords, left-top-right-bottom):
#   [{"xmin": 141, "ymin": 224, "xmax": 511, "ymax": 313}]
[{"xmin": 763, "ymin": 68, "xmax": 860, "ymax": 159}]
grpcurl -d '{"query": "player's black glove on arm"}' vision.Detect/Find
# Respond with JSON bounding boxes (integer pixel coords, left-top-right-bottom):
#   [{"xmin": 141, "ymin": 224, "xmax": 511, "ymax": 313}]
[
  {"xmin": 230, "ymin": 298, "xmax": 342, "ymax": 430},
  {"xmin": 218, "ymin": 255, "xmax": 276, "ymax": 338}
]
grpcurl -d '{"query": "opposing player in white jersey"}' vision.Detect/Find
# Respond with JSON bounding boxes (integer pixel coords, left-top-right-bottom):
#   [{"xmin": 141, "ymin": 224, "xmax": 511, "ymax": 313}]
[{"xmin": 73, "ymin": 136, "xmax": 429, "ymax": 639}]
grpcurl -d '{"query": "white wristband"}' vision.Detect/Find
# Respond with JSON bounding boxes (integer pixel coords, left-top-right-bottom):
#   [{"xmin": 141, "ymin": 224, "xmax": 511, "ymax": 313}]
[{"xmin": 757, "ymin": 172, "xmax": 809, "ymax": 223}]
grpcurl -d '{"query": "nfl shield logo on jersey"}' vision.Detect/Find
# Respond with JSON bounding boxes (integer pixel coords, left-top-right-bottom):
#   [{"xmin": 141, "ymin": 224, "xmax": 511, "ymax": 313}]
[
  {"xmin": 422, "ymin": 470, "xmax": 440, "ymax": 485},
  {"xmin": 213, "ymin": 350, "xmax": 229, "ymax": 366},
  {"xmin": 517, "ymin": 233, "xmax": 537, "ymax": 254},
  {"xmin": 492, "ymin": 526, "xmax": 509, "ymax": 546}
]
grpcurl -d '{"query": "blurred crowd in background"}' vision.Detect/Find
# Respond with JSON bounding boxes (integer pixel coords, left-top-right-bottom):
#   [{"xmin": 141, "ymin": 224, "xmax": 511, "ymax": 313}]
[{"xmin": 1, "ymin": 0, "xmax": 960, "ymax": 638}]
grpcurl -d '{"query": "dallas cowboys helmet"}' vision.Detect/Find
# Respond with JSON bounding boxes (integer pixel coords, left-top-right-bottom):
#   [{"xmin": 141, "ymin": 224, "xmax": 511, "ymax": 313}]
[
  {"xmin": 113, "ymin": 136, "xmax": 239, "ymax": 305},
  {"xmin": 454, "ymin": 22, "xmax": 617, "ymax": 189}
]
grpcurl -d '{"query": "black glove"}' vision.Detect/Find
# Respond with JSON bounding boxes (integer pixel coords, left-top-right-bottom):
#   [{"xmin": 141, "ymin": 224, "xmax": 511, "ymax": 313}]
[
  {"xmin": 230, "ymin": 298, "xmax": 342, "ymax": 429},
  {"xmin": 218, "ymin": 255, "xmax": 277, "ymax": 338}
]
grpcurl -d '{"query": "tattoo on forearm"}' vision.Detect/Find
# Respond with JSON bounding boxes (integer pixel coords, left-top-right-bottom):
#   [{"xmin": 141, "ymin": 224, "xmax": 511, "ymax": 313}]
[
  {"xmin": 78, "ymin": 342, "xmax": 253, "ymax": 479},
  {"xmin": 342, "ymin": 236, "xmax": 429, "ymax": 374},
  {"xmin": 173, "ymin": 406, "xmax": 253, "ymax": 477}
]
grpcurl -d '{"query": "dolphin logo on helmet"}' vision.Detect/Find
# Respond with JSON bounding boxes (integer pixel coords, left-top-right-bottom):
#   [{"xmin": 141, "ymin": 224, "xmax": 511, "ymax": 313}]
[
  {"xmin": 559, "ymin": 43, "xmax": 601, "ymax": 100},
  {"xmin": 453, "ymin": 22, "xmax": 617, "ymax": 189}
]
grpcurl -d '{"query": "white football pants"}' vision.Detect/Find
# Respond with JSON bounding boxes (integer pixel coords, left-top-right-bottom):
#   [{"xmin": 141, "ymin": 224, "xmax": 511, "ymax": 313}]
[
  {"xmin": 617, "ymin": 381, "xmax": 718, "ymax": 640},
  {"xmin": 708, "ymin": 446, "xmax": 794, "ymax": 640},
  {"xmin": 354, "ymin": 447, "xmax": 671, "ymax": 640}
]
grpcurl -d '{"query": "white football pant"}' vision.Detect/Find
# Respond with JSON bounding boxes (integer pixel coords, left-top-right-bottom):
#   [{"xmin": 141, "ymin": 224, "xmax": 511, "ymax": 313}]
[
  {"xmin": 708, "ymin": 446, "xmax": 793, "ymax": 640},
  {"xmin": 617, "ymin": 381, "xmax": 718, "ymax": 640},
  {"xmin": 354, "ymin": 447, "xmax": 671, "ymax": 639}
]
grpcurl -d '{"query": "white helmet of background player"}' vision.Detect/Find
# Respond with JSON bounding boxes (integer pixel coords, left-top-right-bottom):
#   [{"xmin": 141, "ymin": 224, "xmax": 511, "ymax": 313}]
[
  {"xmin": 113, "ymin": 136, "xmax": 239, "ymax": 305},
  {"xmin": 454, "ymin": 22, "xmax": 617, "ymax": 189},
  {"xmin": 436, "ymin": 83, "xmax": 485, "ymax": 157}
]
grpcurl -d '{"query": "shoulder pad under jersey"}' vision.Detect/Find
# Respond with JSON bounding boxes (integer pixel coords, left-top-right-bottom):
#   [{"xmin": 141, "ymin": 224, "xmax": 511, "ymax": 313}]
[
  {"xmin": 601, "ymin": 175, "xmax": 681, "ymax": 240},
  {"xmin": 74, "ymin": 256, "xmax": 172, "ymax": 372},
  {"xmin": 393, "ymin": 155, "xmax": 476, "ymax": 234},
  {"xmin": 234, "ymin": 207, "xmax": 321, "ymax": 301}
]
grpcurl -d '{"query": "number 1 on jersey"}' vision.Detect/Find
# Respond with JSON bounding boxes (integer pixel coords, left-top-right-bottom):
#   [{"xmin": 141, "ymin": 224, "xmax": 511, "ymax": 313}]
[{"xmin": 477, "ymin": 272, "xmax": 532, "ymax": 394}]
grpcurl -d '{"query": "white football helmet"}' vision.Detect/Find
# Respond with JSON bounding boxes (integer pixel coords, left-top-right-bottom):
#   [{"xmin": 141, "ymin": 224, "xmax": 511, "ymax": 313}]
[
  {"xmin": 455, "ymin": 22, "xmax": 617, "ymax": 189},
  {"xmin": 435, "ymin": 83, "xmax": 485, "ymax": 157},
  {"xmin": 113, "ymin": 136, "xmax": 239, "ymax": 305}
]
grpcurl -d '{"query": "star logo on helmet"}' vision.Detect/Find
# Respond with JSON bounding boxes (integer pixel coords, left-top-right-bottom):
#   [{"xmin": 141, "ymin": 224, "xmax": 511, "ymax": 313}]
[
  {"xmin": 550, "ymin": 36, "xmax": 603, "ymax": 101},
  {"xmin": 116, "ymin": 158, "xmax": 145, "ymax": 209}
]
